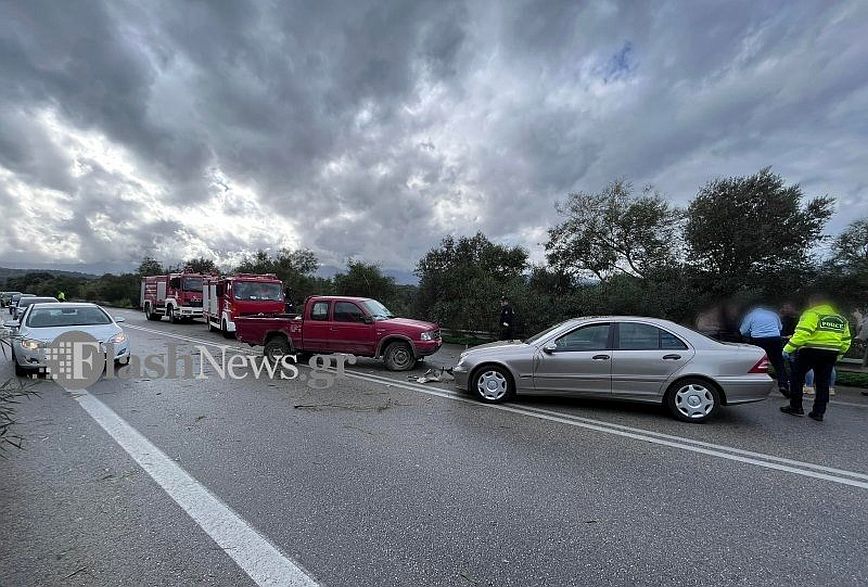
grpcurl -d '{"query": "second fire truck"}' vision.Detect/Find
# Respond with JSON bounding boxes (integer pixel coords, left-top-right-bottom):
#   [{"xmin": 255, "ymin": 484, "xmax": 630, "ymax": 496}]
[
  {"xmin": 202, "ymin": 273, "xmax": 285, "ymax": 337},
  {"xmin": 141, "ymin": 272, "xmax": 205, "ymax": 323}
]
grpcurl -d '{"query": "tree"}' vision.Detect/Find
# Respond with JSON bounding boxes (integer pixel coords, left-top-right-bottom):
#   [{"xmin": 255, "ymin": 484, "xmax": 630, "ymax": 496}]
[
  {"xmin": 234, "ymin": 248, "xmax": 321, "ymax": 303},
  {"xmin": 684, "ymin": 167, "xmax": 834, "ymax": 298},
  {"xmin": 416, "ymin": 233, "xmax": 528, "ymax": 332},
  {"xmin": 822, "ymin": 217, "xmax": 868, "ymax": 307},
  {"xmin": 546, "ymin": 180, "xmax": 683, "ymax": 281},
  {"xmin": 334, "ymin": 260, "xmax": 395, "ymax": 301},
  {"xmin": 137, "ymin": 256, "xmax": 164, "ymax": 276},
  {"xmin": 185, "ymin": 256, "xmax": 218, "ymax": 274},
  {"xmin": 832, "ymin": 218, "xmax": 868, "ymax": 274}
]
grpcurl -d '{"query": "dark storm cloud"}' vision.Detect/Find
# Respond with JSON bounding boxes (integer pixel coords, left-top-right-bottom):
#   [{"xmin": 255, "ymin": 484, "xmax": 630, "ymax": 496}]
[{"xmin": 1, "ymin": 0, "xmax": 867, "ymax": 270}]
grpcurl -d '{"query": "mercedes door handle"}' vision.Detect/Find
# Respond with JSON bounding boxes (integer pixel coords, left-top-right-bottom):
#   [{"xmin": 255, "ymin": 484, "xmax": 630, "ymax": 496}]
[
  {"xmin": 592, "ymin": 354, "xmax": 610, "ymax": 360},
  {"xmin": 662, "ymin": 354, "xmax": 682, "ymax": 360}
]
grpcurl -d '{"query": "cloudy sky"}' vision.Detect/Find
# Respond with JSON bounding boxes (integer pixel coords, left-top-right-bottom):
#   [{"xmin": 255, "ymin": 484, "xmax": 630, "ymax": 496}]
[{"xmin": 1, "ymin": 1, "xmax": 867, "ymax": 276}]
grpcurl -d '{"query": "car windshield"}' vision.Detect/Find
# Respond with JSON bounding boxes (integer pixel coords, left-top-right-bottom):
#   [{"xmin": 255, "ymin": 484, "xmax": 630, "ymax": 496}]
[
  {"xmin": 524, "ymin": 321, "xmax": 570, "ymax": 344},
  {"xmin": 26, "ymin": 306, "xmax": 112, "ymax": 328},
  {"xmin": 362, "ymin": 300, "xmax": 394, "ymax": 320},
  {"xmin": 233, "ymin": 282, "xmax": 283, "ymax": 301},
  {"xmin": 183, "ymin": 277, "xmax": 203, "ymax": 292}
]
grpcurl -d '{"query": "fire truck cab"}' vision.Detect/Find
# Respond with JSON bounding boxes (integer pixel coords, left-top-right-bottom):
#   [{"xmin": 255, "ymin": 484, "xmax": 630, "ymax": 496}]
[
  {"xmin": 141, "ymin": 272, "xmax": 205, "ymax": 323},
  {"xmin": 202, "ymin": 273, "xmax": 285, "ymax": 338}
]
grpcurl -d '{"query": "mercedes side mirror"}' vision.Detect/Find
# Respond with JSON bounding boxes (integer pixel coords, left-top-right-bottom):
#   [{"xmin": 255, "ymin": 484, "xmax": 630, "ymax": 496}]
[
  {"xmin": 114, "ymin": 317, "xmax": 126, "ymax": 323},
  {"xmin": 3, "ymin": 320, "xmax": 20, "ymax": 329},
  {"xmin": 542, "ymin": 343, "xmax": 557, "ymax": 354}
]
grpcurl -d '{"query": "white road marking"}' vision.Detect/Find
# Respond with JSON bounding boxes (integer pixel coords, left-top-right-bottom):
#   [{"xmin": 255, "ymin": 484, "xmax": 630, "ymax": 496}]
[
  {"xmin": 122, "ymin": 321, "xmax": 868, "ymax": 490},
  {"xmin": 351, "ymin": 369, "xmax": 868, "ymax": 482},
  {"xmin": 74, "ymin": 389, "xmax": 319, "ymax": 587}
]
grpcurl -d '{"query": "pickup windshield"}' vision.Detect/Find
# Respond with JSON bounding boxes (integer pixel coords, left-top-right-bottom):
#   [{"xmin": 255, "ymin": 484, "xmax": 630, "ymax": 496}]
[
  {"xmin": 234, "ymin": 282, "xmax": 283, "ymax": 301},
  {"xmin": 362, "ymin": 300, "xmax": 394, "ymax": 320}
]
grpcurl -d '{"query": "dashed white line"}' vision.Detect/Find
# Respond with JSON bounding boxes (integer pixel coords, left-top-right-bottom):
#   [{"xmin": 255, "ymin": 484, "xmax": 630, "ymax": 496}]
[{"xmin": 74, "ymin": 389, "xmax": 319, "ymax": 587}]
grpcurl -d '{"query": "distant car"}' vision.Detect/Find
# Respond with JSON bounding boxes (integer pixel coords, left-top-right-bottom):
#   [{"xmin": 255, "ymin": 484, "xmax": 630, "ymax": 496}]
[
  {"xmin": 452, "ymin": 317, "xmax": 773, "ymax": 423},
  {"xmin": 8, "ymin": 293, "xmax": 35, "ymax": 315},
  {"xmin": 0, "ymin": 291, "xmax": 22, "ymax": 307},
  {"xmin": 5, "ymin": 303, "xmax": 129, "ymax": 377},
  {"xmin": 11, "ymin": 296, "xmax": 58, "ymax": 320}
]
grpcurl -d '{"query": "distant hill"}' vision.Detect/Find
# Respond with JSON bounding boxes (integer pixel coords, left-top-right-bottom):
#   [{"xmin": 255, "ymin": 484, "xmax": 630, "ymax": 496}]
[
  {"xmin": 316, "ymin": 265, "xmax": 418, "ymax": 285},
  {"xmin": 0, "ymin": 266, "xmax": 98, "ymax": 286}
]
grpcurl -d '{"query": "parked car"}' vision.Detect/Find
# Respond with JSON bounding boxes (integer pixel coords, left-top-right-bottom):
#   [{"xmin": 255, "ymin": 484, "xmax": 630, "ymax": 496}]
[
  {"xmin": 11, "ymin": 296, "xmax": 58, "ymax": 321},
  {"xmin": 452, "ymin": 317, "xmax": 773, "ymax": 423},
  {"xmin": 4, "ymin": 303, "xmax": 129, "ymax": 377},
  {"xmin": 234, "ymin": 295, "xmax": 442, "ymax": 371},
  {"xmin": 8, "ymin": 293, "xmax": 35, "ymax": 315},
  {"xmin": 0, "ymin": 291, "xmax": 22, "ymax": 307}
]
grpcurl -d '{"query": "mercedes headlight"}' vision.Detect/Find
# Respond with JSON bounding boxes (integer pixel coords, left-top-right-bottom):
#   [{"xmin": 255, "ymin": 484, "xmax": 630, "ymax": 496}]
[{"xmin": 109, "ymin": 332, "xmax": 127, "ymax": 344}]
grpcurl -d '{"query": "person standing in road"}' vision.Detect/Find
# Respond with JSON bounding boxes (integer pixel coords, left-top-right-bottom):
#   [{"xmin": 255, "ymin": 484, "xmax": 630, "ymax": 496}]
[
  {"xmin": 56, "ymin": 291, "xmax": 66, "ymax": 302},
  {"xmin": 779, "ymin": 302, "xmax": 798, "ymax": 340},
  {"xmin": 740, "ymin": 304, "xmax": 789, "ymax": 397},
  {"xmin": 499, "ymin": 296, "xmax": 515, "ymax": 340},
  {"xmin": 781, "ymin": 293, "xmax": 851, "ymax": 422}
]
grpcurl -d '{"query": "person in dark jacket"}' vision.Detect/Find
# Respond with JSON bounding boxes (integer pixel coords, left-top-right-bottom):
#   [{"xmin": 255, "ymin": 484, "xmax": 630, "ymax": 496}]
[
  {"xmin": 780, "ymin": 302, "xmax": 798, "ymax": 339},
  {"xmin": 499, "ymin": 296, "xmax": 515, "ymax": 340}
]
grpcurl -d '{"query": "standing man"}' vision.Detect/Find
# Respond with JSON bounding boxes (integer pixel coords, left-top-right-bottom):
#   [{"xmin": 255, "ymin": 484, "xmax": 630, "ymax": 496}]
[
  {"xmin": 499, "ymin": 296, "xmax": 515, "ymax": 340},
  {"xmin": 57, "ymin": 291, "xmax": 66, "ymax": 302},
  {"xmin": 740, "ymin": 304, "xmax": 788, "ymax": 397},
  {"xmin": 781, "ymin": 293, "xmax": 851, "ymax": 422}
]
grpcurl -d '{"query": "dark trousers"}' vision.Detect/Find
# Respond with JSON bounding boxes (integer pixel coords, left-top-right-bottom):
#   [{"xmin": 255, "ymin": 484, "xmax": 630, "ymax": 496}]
[
  {"xmin": 500, "ymin": 325, "xmax": 514, "ymax": 340},
  {"xmin": 750, "ymin": 336, "xmax": 788, "ymax": 391},
  {"xmin": 789, "ymin": 348, "xmax": 838, "ymax": 416}
]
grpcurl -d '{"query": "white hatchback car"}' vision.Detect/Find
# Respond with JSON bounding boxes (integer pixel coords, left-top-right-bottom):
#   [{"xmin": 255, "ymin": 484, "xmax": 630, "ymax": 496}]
[{"xmin": 4, "ymin": 303, "xmax": 129, "ymax": 377}]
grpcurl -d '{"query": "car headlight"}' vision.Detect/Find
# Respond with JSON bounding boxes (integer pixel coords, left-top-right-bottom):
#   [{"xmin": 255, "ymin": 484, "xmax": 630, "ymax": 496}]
[
  {"xmin": 456, "ymin": 354, "xmax": 467, "ymax": 369},
  {"xmin": 20, "ymin": 338, "xmax": 42, "ymax": 351},
  {"xmin": 109, "ymin": 332, "xmax": 127, "ymax": 344},
  {"xmin": 420, "ymin": 330, "xmax": 435, "ymax": 341}
]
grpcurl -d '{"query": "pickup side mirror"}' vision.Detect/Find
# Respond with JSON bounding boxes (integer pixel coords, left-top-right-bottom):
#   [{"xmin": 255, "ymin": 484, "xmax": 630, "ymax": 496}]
[
  {"xmin": 542, "ymin": 343, "xmax": 558, "ymax": 354},
  {"xmin": 362, "ymin": 315, "xmax": 374, "ymax": 324}
]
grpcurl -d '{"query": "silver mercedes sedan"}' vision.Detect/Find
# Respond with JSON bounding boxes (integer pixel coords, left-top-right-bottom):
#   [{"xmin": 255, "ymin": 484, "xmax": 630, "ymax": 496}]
[{"xmin": 452, "ymin": 317, "xmax": 774, "ymax": 423}]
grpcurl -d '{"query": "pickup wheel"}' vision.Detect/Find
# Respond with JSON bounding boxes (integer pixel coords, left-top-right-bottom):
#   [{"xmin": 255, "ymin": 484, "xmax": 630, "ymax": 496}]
[
  {"xmin": 383, "ymin": 341, "xmax": 415, "ymax": 371},
  {"xmin": 264, "ymin": 336, "xmax": 292, "ymax": 364}
]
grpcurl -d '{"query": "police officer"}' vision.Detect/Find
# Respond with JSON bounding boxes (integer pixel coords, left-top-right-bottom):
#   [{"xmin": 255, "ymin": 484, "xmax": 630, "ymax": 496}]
[
  {"xmin": 499, "ymin": 296, "xmax": 515, "ymax": 340},
  {"xmin": 781, "ymin": 293, "xmax": 851, "ymax": 422},
  {"xmin": 57, "ymin": 291, "xmax": 66, "ymax": 302}
]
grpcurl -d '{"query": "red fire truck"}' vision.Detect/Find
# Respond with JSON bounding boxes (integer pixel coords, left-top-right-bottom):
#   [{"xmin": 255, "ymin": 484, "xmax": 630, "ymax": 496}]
[
  {"xmin": 202, "ymin": 273, "xmax": 285, "ymax": 337},
  {"xmin": 140, "ymin": 272, "xmax": 205, "ymax": 323}
]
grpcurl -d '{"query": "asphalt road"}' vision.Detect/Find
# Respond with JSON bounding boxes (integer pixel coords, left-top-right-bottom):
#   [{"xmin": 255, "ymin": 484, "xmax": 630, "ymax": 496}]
[{"xmin": 1, "ymin": 308, "xmax": 866, "ymax": 586}]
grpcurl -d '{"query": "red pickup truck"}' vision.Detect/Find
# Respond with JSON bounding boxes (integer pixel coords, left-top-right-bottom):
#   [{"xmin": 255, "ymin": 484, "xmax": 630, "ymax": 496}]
[{"xmin": 234, "ymin": 295, "xmax": 442, "ymax": 371}]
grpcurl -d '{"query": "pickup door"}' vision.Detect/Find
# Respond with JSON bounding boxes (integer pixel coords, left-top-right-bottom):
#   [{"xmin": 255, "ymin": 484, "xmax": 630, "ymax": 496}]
[
  {"xmin": 330, "ymin": 301, "xmax": 376, "ymax": 355},
  {"xmin": 302, "ymin": 300, "xmax": 332, "ymax": 352}
]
